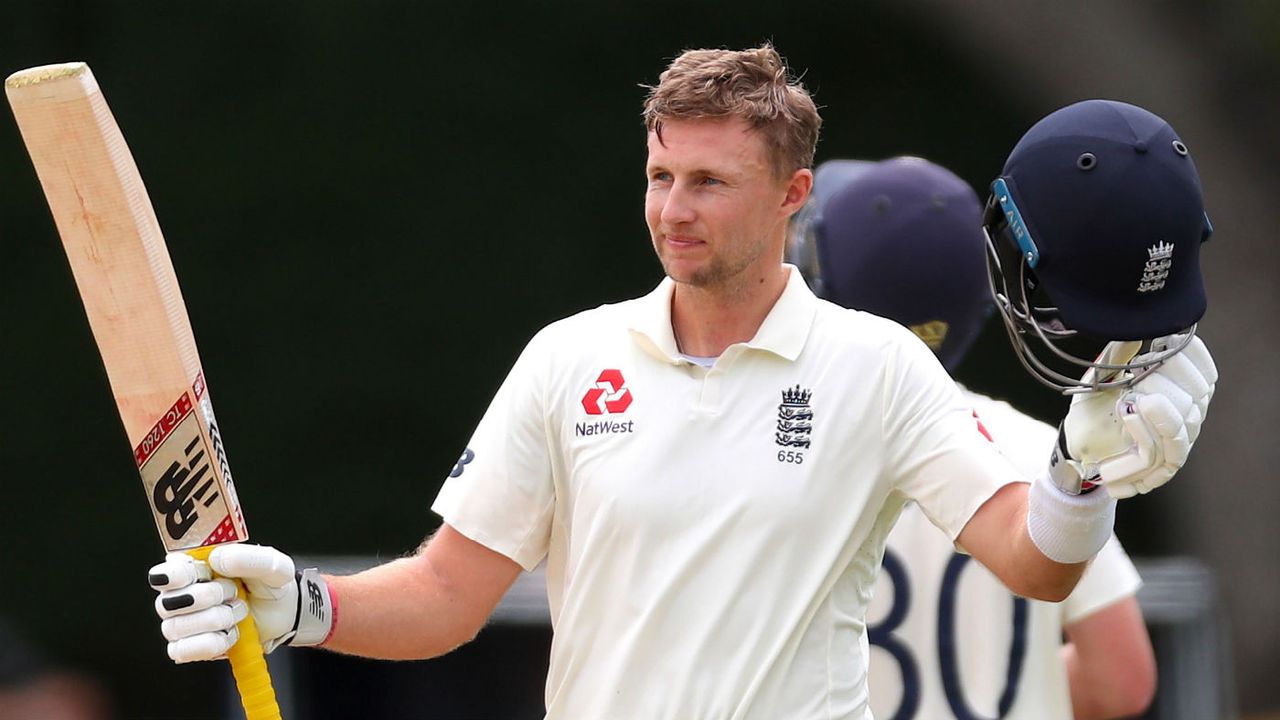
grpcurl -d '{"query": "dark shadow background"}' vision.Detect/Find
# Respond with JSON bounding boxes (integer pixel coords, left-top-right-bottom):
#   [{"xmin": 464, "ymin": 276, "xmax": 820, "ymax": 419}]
[{"xmin": 0, "ymin": 2, "xmax": 1275, "ymax": 717}]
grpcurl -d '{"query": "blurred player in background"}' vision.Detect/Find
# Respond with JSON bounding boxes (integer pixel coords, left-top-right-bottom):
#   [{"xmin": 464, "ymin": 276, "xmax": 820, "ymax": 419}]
[
  {"xmin": 146, "ymin": 51, "xmax": 1213, "ymax": 719},
  {"xmin": 0, "ymin": 619, "xmax": 111, "ymax": 720},
  {"xmin": 788, "ymin": 156, "xmax": 1157, "ymax": 719}
]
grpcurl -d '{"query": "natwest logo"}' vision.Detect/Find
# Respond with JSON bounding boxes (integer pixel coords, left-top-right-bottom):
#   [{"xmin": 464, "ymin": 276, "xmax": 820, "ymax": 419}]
[{"xmin": 582, "ymin": 369, "xmax": 633, "ymax": 415}]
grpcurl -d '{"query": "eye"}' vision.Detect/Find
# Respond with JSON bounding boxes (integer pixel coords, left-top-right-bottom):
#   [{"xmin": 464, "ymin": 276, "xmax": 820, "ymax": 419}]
[
  {"xmin": 649, "ymin": 171, "xmax": 672, "ymax": 183},
  {"xmin": 701, "ymin": 176, "xmax": 723, "ymax": 186}
]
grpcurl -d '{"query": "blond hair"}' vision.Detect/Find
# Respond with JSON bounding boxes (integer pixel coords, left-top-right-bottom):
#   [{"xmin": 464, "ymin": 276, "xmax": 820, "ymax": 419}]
[{"xmin": 642, "ymin": 44, "xmax": 822, "ymax": 176}]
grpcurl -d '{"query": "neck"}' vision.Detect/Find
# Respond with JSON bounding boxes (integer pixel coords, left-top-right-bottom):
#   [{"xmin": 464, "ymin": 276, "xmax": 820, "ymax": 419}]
[{"xmin": 671, "ymin": 264, "xmax": 789, "ymax": 357}]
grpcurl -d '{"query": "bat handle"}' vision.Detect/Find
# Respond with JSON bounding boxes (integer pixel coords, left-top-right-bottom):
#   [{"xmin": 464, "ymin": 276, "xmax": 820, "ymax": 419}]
[{"xmin": 187, "ymin": 546, "xmax": 283, "ymax": 720}]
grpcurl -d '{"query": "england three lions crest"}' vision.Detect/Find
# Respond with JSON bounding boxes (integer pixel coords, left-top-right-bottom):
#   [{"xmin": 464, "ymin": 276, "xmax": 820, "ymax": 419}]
[
  {"xmin": 1137, "ymin": 241, "xmax": 1174, "ymax": 293},
  {"xmin": 775, "ymin": 385, "xmax": 813, "ymax": 449}
]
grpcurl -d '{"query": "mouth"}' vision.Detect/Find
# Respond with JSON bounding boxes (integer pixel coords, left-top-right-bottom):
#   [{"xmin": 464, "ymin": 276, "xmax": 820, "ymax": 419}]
[{"xmin": 663, "ymin": 234, "xmax": 705, "ymax": 251}]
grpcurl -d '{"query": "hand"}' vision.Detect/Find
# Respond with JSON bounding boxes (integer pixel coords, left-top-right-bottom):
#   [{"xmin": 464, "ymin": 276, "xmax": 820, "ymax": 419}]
[
  {"xmin": 1051, "ymin": 333, "xmax": 1216, "ymax": 499},
  {"xmin": 149, "ymin": 544, "xmax": 332, "ymax": 664},
  {"xmin": 1131, "ymin": 332, "xmax": 1217, "ymax": 445}
]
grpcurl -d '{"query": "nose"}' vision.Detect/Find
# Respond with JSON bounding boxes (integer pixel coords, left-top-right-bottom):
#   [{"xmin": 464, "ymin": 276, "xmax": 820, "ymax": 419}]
[{"xmin": 659, "ymin": 182, "xmax": 696, "ymax": 226}]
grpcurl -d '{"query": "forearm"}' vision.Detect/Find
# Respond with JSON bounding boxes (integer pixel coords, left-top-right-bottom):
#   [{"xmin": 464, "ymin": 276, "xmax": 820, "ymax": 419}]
[
  {"xmin": 1062, "ymin": 598, "xmax": 1157, "ymax": 719},
  {"xmin": 1004, "ymin": 521, "xmax": 1087, "ymax": 602},
  {"xmin": 319, "ymin": 524, "xmax": 522, "ymax": 660},
  {"xmin": 1063, "ymin": 644, "xmax": 1149, "ymax": 720},
  {"xmin": 1061, "ymin": 643, "xmax": 1100, "ymax": 719},
  {"xmin": 322, "ymin": 554, "xmax": 488, "ymax": 660},
  {"xmin": 959, "ymin": 482, "xmax": 1087, "ymax": 601}
]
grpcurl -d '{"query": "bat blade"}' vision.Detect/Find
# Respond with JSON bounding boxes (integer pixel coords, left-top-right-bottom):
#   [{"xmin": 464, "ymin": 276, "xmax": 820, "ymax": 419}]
[
  {"xmin": 5, "ymin": 62, "xmax": 246, "ymax": 550},
  {"xmin": 6, "ymin": 62, "xmax": 280, "ymax": 720}
]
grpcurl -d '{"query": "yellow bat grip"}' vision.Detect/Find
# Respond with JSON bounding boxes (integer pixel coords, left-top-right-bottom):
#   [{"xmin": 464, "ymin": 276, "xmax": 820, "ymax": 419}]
[{"xmin": 187, "ymin": 545, "xmax": 283, "ymax": 720}]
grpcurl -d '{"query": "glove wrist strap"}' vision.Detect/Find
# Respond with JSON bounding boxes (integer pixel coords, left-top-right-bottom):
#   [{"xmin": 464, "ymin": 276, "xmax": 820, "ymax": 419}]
[{"xmin": 286, "ymin": 568, "xmax": 333, "ymax": 647}]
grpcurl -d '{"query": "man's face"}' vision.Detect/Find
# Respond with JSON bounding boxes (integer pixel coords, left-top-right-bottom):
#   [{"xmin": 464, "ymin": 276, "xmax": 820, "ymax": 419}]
[{"xmin": 645, "ymin": 117, "xmax": 805, "ymax": 290}]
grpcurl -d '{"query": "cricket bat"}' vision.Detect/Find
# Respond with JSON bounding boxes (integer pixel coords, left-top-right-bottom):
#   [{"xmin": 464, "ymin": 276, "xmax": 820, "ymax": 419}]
[{"xmin": 6, "ymin": 62, "xmax": 281, "ymax": 720}]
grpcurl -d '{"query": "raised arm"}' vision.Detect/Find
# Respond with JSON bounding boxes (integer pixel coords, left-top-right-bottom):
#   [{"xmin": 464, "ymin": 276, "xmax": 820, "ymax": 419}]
[{"xmin": 959, "ymin": 335, "xmax": 1216, "ymax": 602}]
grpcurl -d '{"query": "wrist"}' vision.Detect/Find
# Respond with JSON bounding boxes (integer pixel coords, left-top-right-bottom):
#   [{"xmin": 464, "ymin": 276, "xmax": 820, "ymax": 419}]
[
  {"xmin": 1027, "ymin": 472, "xmax": 1116, "ymax": 564},
  {"xmin": 287, "ymin": 568, "xmax": 334, "ymax": 647}
]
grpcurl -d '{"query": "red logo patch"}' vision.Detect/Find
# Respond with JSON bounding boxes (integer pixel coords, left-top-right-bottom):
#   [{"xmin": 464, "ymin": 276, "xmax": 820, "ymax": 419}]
[
  {"xmin": 973, "ymin": 410, "xmax": 994, "ymax": 443},
  {"xmin": 582, "ymin": 369, "xmax": 633, "ymax": 415}
]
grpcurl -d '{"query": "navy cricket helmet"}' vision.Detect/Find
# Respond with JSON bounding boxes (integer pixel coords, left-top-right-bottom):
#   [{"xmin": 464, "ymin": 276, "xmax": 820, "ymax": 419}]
[
  {"xmin": 787, "ymin": 156, "xmax": 991, "ymax": 372},
  {"xmin": 984, "ymin": 99, "xmax": 1212, "ymax": 393},
  {"xmin": 787, "ymin": 159, "xmax": 874, "ymax": 300}
]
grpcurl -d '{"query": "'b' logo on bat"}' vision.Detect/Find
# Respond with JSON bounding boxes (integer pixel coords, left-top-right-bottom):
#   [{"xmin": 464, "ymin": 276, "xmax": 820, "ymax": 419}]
[{"xmin": 152, "ymin": 434, "xmax": 219, "ymax": 541}]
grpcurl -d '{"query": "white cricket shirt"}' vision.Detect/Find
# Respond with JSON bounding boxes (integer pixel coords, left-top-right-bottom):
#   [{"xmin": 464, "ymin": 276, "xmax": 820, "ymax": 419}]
[
  {"xmin": 868, "ymin": 388, "xmax": 1143, "ymax": 720},
  {"xmin": 433, "ymin": 268, "xmax": 1023, "ymax": 719}
]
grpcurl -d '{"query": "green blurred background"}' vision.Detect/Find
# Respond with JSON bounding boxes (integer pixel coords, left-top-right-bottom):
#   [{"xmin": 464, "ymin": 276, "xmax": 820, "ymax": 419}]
[{"xmin": 0, "ymin": 1, "xmax": 1277, "ymax": 717}]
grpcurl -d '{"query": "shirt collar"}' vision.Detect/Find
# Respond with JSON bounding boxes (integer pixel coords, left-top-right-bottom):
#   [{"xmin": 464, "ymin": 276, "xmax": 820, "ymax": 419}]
[{"xmin": 627, "ymin": 264, "xmax": 819, "ymax": 364}]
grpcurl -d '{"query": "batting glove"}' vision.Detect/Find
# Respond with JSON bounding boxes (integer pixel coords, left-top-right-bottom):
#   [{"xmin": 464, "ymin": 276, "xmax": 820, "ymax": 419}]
[
  {"xmin": 1131, "ymin": 332, "xmax": 1217, "ymax": 446},
  {"xmin": 149, "ymin": 544, "xmax": 333, "ymax": 664},
  {"xmin": 1053, "ymin": 333, "xmax": 1215, "ymax": 499},
  {"xmin": 1029, "ymin": 335, "xmax": 1213, "ymax": 563}
]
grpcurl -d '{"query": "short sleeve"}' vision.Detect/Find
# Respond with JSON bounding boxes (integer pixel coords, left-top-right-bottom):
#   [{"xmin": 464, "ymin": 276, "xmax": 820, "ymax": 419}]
[
  {"xmin": 1061, "ymin": 534, "xmax": 1143, "ymax": 623},
  {"xmin": 881, "ymin": 333, "xmax": 1024, "ymax": 540},
  {"xmin": 431, "ymin": 330, "xmax": 557, "ymax": 571}
]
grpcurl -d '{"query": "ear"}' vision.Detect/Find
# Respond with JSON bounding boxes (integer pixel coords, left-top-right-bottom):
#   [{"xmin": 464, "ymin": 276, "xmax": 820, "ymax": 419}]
[{"xmin": 780, "ymin": 168, "xmax": 814, "ymax": 217}]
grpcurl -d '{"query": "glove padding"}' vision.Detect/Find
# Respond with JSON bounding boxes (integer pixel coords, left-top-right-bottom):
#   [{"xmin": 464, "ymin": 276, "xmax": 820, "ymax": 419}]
[
  {"xmin": 1135, "ymin": 332, "xmax": 1217, "ymax": 445},
  {"xmin": 1055, "ymin": 333, "xmax": 1216, "ymax": 499},
  {"xmin": 149, "ymin": 544, "xmax": 332, "ymax": 664}
]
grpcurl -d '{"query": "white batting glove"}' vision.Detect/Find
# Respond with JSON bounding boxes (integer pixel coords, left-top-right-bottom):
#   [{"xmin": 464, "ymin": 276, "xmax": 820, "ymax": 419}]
[
  {"xmin": 1029, "ymin": 335, "xmax": 1214, "ymax": 563},
  {"xmin": 148, "ymin": 544, "xmax": 333, "ymax": 664},
  {"xmin": 1131, "ymin": 332, "xmax": 1217, "ymax": 445},
  {"xmin": 1054, "ymin": 333, "xmax": 1216, "ymax": 499}
]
